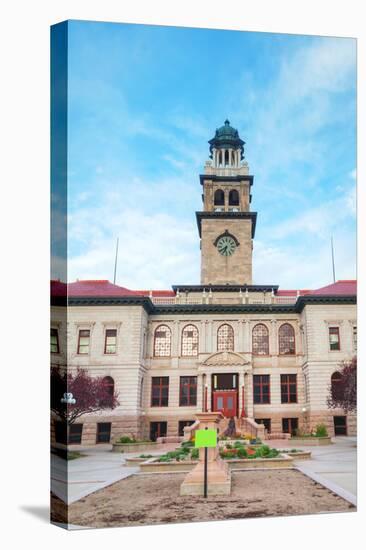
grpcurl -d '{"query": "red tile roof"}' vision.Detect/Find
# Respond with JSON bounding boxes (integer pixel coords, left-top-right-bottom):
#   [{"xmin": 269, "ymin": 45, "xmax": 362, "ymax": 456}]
[
  {"xmin": 311, "ymin": 280, "xmax": 357, "ymax": 296},
  {"xmin": 277, "ymin": 289, "xmax": 311, "ymax": 296},
  {"xmin": 67, "ymin": 280, "xmax": 144, "ymax": 297}
]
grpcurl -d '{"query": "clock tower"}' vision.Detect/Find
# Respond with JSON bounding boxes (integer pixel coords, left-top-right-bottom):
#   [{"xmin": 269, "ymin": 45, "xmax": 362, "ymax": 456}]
[{"xmin": 196, "ymin": 120, "xmax": 257, "ymax": 285}]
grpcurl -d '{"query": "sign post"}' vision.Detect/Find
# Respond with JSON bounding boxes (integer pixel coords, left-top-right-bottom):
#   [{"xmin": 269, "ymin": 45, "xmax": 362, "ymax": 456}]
[{"xmin": 195, "ymin": 427, "xmax": 217, "ymax": 498}]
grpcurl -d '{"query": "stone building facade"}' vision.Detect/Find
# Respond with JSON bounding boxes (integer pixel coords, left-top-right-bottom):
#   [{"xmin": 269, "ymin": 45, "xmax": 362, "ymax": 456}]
[{"xmin": 51, "ymin": 121, "xmax": 357, "ymax": 446}]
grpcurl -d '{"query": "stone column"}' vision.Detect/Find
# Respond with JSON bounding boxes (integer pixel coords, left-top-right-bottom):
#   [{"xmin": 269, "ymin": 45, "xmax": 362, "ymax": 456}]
[
  {"xmin": 172, "ymin": 320, "xmax": 179, "ymax": 358},
  {"xmin": 245, "ymin": 372, "xmax": 254, "ymax": 418},
  {"xmin": 197, "ymin": 373, "xmax": 204, "ymax": 412},
  {"xmin": 242, "ymin": 319, "xmax": 250, "ymax": 353},
  {"xmin": 271, "ymin": 319, "xmax": 278, "ymax": 355},
  {"xmin": 239, "ymin": 371, "xmax": 245, "ymax": 416},
  {"xmin": 206, "ymin": 374, "xmax": 212, "ymax": 412}
]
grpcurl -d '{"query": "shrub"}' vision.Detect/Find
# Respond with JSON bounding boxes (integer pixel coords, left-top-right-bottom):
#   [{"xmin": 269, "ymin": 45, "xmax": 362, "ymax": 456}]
[
  {"xmin": 226, "ymin": 443, "xmax": 233, "ymax": 449},
  {"xmin": 234, "ymin": 441, "xmax": 245, "ymax": 448},
  {"xmin": 181, "ymin": 440, "xmax": 194, "ymax": 448},
  {"xmin": 118, "ymin": 436, "xmax": 135, "ymax": 444},
  {"xmin": 157, "ymin": 456, "xmax": 172, "ymax": 462},
  {"xmin": 237, "ymin": 447, "xmax": 248, "ymax": 458},
  {"xmin": 314, "ymin": 423, "xmax": 328, "ymax": 437},
  {"xmin": 190, "ymin": 448, "xmax": 199, "ymax": 460},
  {"xmin": 139, "ymin": 454, "xmax": 152, "ymax": 458}
]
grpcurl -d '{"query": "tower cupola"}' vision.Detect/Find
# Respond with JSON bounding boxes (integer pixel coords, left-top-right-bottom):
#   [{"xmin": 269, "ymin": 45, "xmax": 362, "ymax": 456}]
[{"xmin": 208, "ymin": 119, "xmax": 245, "ymax": 168}]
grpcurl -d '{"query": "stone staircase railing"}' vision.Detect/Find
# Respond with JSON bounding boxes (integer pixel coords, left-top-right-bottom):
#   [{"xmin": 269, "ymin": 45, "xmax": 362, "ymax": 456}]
[{"xmin": 237, "ymin": 417, "xmax": 266, "ymax": 440}]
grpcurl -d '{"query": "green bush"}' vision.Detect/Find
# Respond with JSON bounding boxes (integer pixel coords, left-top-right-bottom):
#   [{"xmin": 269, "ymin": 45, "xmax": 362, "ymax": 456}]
[
  {"xmin": 190, "ymin": 448, "xmax": 199, "ymax": 460},
  {"xmin": 315, "ymin": 423, "xmax": 328, "ymax": 437},
  {"xmin": 138, "ymin": 454, "xmax": 152, "ymax": 458},
  {"xmin": 237, "ymin": 447, "xmax": 248, "ymax": 458},
  {"xmin": 157, "ymin": 455, "xmax": 172, "ymax": 462},
  {"xmin": 181, "ymin": 440, "xmax": 194, "ymax": 448},
  {"xmin": 225, "ymin": 443, "xmax": 233, "ymax": 449},
  {"xmin": 234, "ymin": 441, "xmax": 245, "ymax": 448},
  {"xmin": 118, "ymin": 436, "xmax": 135, "ymax": 444}
]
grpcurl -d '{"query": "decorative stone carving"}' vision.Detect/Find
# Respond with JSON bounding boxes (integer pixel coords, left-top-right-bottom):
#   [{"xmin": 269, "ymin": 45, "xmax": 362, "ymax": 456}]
[{"xmin": 201, "ymin": 351, "xmax": 250, "ymax": 366}]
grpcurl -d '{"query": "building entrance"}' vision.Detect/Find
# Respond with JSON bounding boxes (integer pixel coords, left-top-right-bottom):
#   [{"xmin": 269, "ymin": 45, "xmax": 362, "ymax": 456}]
[{"xmin": 212, "ymin": 373, "xmax": 238, "ymax": 417}]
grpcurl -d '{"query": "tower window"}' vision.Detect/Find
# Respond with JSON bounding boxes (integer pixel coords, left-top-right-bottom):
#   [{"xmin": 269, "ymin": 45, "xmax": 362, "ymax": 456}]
[
  {"xmin": 229, "ymin": 189, "xmax": 239, "ymax": 206},
  {"xmin": 214, "ymin": 189, "xmax": 225, "ymax": 206},
  {"xmin": 224, "ymin": 150, "xmax": 229, "ymax": 166},
  {"xmin": 217, "ymin": 324, "xmax": 234, "ymax": 351}
]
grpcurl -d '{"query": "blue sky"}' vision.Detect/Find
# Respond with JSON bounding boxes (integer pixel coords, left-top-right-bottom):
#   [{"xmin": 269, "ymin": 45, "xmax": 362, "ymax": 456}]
[{"xmin": 57, "ymin": 20, "xmax": 356, "ymax": 289}]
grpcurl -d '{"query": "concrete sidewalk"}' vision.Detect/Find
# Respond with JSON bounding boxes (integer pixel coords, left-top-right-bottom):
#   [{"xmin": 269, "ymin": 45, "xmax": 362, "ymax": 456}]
[
  {"xmin": 292, "ymin": 437, "xmax": 357, "ymax": 505},
  {"xmin": 51, "ymin": 444, "xmax": 177, "ymax": 505}
]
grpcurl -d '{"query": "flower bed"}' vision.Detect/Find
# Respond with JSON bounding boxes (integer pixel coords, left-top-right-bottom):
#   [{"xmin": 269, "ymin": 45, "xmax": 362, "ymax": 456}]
[{"xmin": 138, "ymin": 442, "xmax": 292, "ymax": 473}]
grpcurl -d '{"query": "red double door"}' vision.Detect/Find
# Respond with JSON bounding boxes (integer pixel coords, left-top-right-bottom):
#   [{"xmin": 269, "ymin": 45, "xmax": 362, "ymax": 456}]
[{"xmin": 213, "ymin": 390, "xmax": 238, "ymax": 418}]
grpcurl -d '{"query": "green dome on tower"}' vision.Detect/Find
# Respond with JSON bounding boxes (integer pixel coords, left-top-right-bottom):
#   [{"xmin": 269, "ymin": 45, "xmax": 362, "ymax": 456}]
[{"xmin": 208, "ymin": 119, "xmax": 245, "ymax": 159}]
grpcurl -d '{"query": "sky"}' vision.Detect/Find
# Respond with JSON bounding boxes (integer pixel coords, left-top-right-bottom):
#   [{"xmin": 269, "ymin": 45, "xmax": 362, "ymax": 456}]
[{"xmin": 52, "ymin": 20, "xmax": 356, "ymax": 290}]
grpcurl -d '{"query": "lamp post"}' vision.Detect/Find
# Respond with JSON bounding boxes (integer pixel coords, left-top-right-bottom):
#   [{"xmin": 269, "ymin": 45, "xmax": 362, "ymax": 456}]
[
  {"xmin": 302, "ymin": 406, "xmax": 307, "ymax": 433},
  {"xmin": 61, "ymin": 392, "xmax": 76, "ymax": 405}
]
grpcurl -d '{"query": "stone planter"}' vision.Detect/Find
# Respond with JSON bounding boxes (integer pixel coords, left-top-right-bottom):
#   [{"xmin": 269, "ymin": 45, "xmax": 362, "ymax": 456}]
[
  {"xmin": 112, "ymin": 441, "xmax": 158, "ymax": 453},
  {"xmin": 290, "ymin": 437, "xmax": 332, "ymax": 446},
  {"xmin": 138, "ymin": 453, "xmax": 293, "ymax": 473},
  {"xmin": 226, "ymin": 455, "xmax": 293, "ymax": 469},
  {"xmin": 125, "ymin": 456, "xmax": 157, "ymax": 466},
  {"xmin": 281, "ymin": 450, "xmax": 312, "ymax": 459},
  {"xmin": 140, "ymin": 458, "xmax": 197, "ymax": 473}
]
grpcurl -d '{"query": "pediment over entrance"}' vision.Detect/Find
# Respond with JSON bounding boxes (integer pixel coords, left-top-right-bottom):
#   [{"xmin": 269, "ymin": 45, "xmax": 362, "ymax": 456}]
[{"xmin": 201, "ymin": 351, "xmax": 250, "ymax": 367}]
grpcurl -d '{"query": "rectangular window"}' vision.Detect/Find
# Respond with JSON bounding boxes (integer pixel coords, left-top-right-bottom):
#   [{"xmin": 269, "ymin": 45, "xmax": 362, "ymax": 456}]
[
  {"xmin": 281, "ymin": 374, "xmax": 297, "ymax": 403},
  {"xmin": 255, "ymin": 418, "xmax": 271, "ymax": 433},
  {"xmin": 179, "ymin": 376, "xmax": 197, "ymax": 406},
  {"xmin": 352, "ymin": 325, "xmax": 357, "ymax": 353},
  {"xmin": 68, "ymin": 424, "xmax": 83, "ymax": 444},
  {"xmin": 149, "ymin": 421, "xmax": 167, "ymax": 441},
  {"xmin": 77, "ymin": 329, "xmax": 90, "ymax": 354},
  {"xmin": 253, "ymin": 375, "xmax": 270, "ymax": 404},
  {"xmin": 178, "ymin": 420, "xmax": 195, "ymax": 436},
  {"xmin": 329, "ymin": 327, "xmax": 340, "ymax": 351},
  {"xmin": 51, "ymin": 328, "xmax": 59, "ymax": 354},
  {"xmin": 96, "ymin": 422, "xmax": 112, "ymax": 443},
  {"xmin": 151, "ymin": 377, "xmax": 169, "ymax": 407},
  {"xmin": 282, "ymin": 417, "xmax": 298, "ymax": 436},
  {"xmin": 104, "ymin": 329, "xmax": 117, "ymax": 354}
]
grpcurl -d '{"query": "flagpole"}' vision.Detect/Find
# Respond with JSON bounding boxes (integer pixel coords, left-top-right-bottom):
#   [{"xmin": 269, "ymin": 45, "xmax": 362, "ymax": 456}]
[
  {"xmin": 113, "ymin": 237, "xmax": 119, "ymax": 284},
  {"xmin": 331, "ymin": 235, "xmax": 336, "ymax": 283}
]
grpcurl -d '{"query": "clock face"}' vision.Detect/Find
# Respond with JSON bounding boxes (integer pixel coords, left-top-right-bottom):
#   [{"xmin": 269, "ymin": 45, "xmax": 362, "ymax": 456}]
[{"xmin": 217, "ymin": 235, "xmax": 237, "ymax": 256}]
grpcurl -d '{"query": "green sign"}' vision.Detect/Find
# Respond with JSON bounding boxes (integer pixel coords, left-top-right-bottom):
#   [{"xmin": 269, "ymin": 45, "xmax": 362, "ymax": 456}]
[{"xmin": 195, "ymin": 429, "xmax": 217, "ymax": 448}]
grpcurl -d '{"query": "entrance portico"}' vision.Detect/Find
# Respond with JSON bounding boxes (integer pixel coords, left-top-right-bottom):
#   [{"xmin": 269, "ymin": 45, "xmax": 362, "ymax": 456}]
[{"xmin": 198, "ymin": 351, "xmax": 252, "ymax": 418}]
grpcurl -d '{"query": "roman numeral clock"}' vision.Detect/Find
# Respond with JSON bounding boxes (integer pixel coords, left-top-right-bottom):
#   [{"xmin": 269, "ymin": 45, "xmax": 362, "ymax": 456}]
[{"xmin": 195, "ymin": 120, "xmax": 257, "ymax": 285}]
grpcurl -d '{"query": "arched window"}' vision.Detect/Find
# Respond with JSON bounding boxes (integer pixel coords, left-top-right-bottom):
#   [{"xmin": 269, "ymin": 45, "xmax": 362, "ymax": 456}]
[
  {"xmin": 225, "ymin": 150, "xmax": 229, "ymax": 166},
  {"xmin": 252, "ymin": 323, "xmax": 269, "ymax": 355},
  {"xmin": 229, "ymin": 189, "xmax": 239, "ymax": 206},
  {"xmin": 278, "ymin": 323, "xmax": 296, "ymax": 355},
  {"xmin": 217, "ymin": 324, "xmax": 234, "ymax": 351},
  {"xmin": 154, "ymin": 325, "xmax": 171, "ymax": 357},
  {"xmin": 102, "ymin": 376, "xmax": 114, "ymax": 406},
  {"xmin": 331, "ymin": 371, "xmax": 342, "ymax": 400},
  {"xmin": 214, "ymin": 189, "xmax": 225, "ymax": 206},
  {"xmin": 181, "ymin": 324, "xmax": 199, "ymax": 356}
]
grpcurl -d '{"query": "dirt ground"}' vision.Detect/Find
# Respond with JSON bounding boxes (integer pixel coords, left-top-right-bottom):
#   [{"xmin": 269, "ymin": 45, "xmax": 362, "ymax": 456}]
[{"xmin": 51, "ymin": 470, "xmax": 355, "ymax": 528}]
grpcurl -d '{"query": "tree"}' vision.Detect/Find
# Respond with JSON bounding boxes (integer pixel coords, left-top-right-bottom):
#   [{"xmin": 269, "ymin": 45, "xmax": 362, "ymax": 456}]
[
  {"xmin": 51, "ymin": 366, "xmax": 119, "ymax": 425},
  {"xmin": 327, "ymin": 356, "xmax": 357, "ymax": 413}
]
